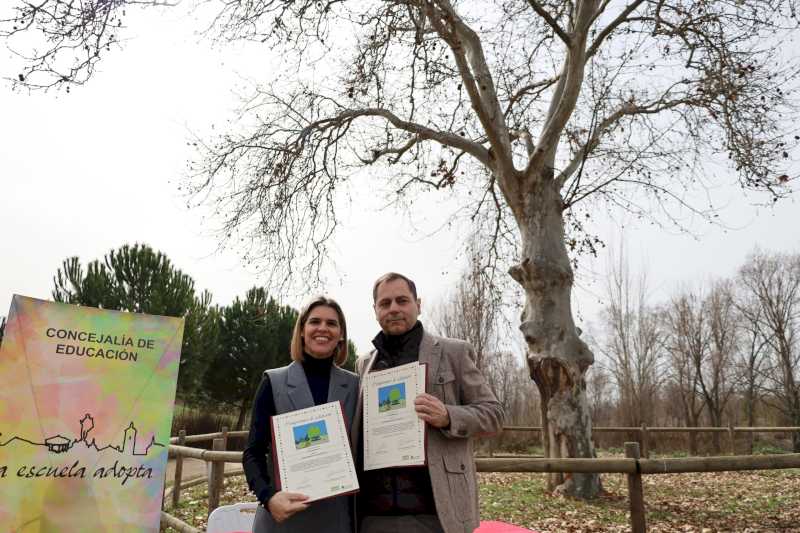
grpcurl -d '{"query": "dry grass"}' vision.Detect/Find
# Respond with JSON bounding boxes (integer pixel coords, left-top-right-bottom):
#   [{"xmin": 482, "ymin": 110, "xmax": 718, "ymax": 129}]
[{"xmin": 162, "ymin": 468, "xmax": 800, "ymax": 532}]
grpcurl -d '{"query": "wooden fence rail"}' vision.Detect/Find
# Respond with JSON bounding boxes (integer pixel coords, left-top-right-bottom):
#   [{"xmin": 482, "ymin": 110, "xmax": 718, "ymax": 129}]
[
  {"xmin": 160, "ymin": 510, "xmax": 200, "ymax": 533},
  {"xmin": 498, "ymin": 425, "xmax": 800, "ymax": 458},
  {"xmin": 169, "ymin": 426, "xmax": 800, "ymax": 443},
  {"xmin": 502, "ymin": 426, "xmax": 800, "ymax": 432}
]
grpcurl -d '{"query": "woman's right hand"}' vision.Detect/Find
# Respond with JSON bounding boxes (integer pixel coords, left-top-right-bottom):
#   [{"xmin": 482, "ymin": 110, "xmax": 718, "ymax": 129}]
[{"xmin": 267, "ymin": 491, "xmax": 310, "ymax": 522}]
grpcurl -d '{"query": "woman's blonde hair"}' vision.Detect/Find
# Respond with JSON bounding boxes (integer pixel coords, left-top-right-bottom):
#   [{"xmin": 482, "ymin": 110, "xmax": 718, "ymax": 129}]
[{"xmin": 290, "ymin": 296, "xmax": 349, "ymax": 366}]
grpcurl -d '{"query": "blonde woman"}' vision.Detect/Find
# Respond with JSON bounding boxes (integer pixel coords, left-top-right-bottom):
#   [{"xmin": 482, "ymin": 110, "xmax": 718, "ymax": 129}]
[{"xmin": 242, "ymin": 296, "xmax": 358, "ymax": 533}]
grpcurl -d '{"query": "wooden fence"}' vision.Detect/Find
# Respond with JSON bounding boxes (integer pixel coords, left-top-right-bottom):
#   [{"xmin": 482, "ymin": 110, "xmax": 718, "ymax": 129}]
[
  {"xmin": 496, "ymin": 425, "xmax": 800, "ymax": 458},
  {"xmin": 161, "ymin": 427, "xmax": 800, "ymax": 533}
]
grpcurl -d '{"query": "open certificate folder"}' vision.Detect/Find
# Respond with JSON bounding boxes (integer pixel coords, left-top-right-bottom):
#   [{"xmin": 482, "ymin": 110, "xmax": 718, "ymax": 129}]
[
  {"xmin": 270, "ymin": 401, "xmax": 359, "ymax": 502},
  {"xmin": 362, "ymin": 361, "xmax": 427, "ymax": 471}
]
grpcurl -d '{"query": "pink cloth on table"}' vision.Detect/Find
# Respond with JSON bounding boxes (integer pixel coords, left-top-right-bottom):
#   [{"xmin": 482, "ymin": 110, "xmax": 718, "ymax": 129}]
[{"xmin": 477, "ymin": 520, "xmax": 537, "ymax": 532}]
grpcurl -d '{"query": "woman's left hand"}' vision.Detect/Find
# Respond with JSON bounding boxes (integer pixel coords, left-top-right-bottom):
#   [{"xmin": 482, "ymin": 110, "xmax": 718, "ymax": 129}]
[{"xmin": 267, "ymin": 491, "xmax": 310, "ymax": 522}]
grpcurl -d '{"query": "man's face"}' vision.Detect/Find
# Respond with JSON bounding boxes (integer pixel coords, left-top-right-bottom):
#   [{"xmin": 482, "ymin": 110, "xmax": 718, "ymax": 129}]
[{"xmin": 374, "ymin": 278, "xmax": 421, "ymax": 335}]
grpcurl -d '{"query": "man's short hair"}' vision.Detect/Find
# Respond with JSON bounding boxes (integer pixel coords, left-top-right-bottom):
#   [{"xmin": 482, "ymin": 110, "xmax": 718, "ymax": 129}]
[{"xmin": 372, "ymin": 272, "xmax": 418, "ymax": 302}]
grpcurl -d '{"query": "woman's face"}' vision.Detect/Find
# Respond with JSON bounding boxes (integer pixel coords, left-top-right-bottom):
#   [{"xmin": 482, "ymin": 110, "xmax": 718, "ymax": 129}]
[{"xmin": 301, "ymin": 305, "xmax": 342, "ymax": 359}]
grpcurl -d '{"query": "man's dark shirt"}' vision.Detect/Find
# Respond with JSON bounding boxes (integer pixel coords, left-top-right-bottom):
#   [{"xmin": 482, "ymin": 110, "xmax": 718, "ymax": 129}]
[{"xmin": 359, "ymin": 321, "xmax": 437, "ymax": 516}]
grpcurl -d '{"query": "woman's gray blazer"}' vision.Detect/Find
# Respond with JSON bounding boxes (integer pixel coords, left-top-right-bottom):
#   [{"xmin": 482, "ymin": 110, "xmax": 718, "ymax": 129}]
[{"xmin": 252, "ymin": 361, "xmax": 358, "ymax": 533}]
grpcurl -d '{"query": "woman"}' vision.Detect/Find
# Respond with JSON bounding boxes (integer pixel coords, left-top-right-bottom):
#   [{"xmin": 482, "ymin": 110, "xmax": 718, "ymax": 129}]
[{"xmin": 242, "ymin": 296, "xmax": 358, "ymax": 533}]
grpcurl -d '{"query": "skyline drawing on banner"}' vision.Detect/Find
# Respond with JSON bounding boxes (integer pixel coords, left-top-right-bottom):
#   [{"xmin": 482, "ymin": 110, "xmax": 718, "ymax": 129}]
[{"xmin": 0, "ymin": 413, "xmax": 165, "ymax": 457}]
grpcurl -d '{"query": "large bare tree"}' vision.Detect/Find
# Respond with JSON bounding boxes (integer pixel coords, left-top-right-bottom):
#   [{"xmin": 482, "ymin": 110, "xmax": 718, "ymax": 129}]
[{"xmin": 4, "ymin": 0, "xmax": 799, "ymax": 497}]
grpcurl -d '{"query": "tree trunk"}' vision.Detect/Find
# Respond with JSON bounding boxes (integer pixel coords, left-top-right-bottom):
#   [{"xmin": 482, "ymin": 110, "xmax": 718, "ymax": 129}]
[
  {"xmin": 745, "ymin": 384, "xmax": 756, "ymax": 455},
  {"xmin": 686, "ymin": 408, "xmax": 700, "ymax": 456},
  {"xmin": 538, "ymin": 385, "xmax": 554, "ymax": 487},
  {"xmin": 236, "ymin": 397, "xmax": 249, "ymax": 431},
  {"xmin": 510, "ymin": 176, "xmax": 601, "ymax": 499},
  {"xmin": 688, "ymin": 431, "xmax": 698, "ymax": 456},
  {"xmin": 710, "ymin": 411, "xmax": 722, "ymax": 454},
  {"xmin": 793, "ymin": 411, "xmax": 800, "ymax": 453}
]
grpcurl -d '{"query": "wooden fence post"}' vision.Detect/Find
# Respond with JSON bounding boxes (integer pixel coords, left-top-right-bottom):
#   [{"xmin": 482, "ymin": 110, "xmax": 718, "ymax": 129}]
[
  {"xmin": 221, "ymin": 426, "xmax": 229, "ymax": 452},
  {"xmin": 171, "ymin": 429, "xmax": 186, "ymax": 508},
  {"xmin": 640, "ymin": 424, "xmax": 649, "ymax": 459},
  {"xmin": 625, "ymin": 441, "xmax": 647, "ymax": 533},
  {"xmin": 728, "ymin": 423, "xmax": 736, "ymax": 456},
  {"xmin": 208, "ymin": 438, "xmax": 225, "ymax": 516}
]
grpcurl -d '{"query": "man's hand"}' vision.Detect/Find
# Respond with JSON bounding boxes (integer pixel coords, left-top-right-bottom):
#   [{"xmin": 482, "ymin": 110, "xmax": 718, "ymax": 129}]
[
  {"xmin": 415, "ymin": 393, "xmax": 450, "ymax": 428},
  {"xmin": 267, "ymin": 491, "xmax": 310, "ymax": 523}
]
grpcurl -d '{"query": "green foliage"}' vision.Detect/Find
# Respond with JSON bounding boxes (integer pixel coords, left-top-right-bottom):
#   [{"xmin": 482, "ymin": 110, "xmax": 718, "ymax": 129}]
[
  {"xmin": 52, "ymin": 244, "xmax": 196, "ymax": 315},
  {"xmin": 50, "ymin": 243, "xmax": 213, "ymax": 400},
  {"xmin": 752, "ymin": 441, "xmax": 792, "ymax": 455},
  {"xmin": 341, "ymin": 340, "xmax": 358, "ymax": 372},
  {"xmin": 178, "ymin": 291, "xmax": 221, "ymax": 401},
  {"xmin": 201, "ymin": 287, "xmax": 297, "ymax": 429}
]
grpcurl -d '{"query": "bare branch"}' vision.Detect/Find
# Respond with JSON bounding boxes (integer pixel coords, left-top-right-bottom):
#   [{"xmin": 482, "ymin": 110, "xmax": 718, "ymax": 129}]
[
  {"xmin": 585, "ymin": 0, "xmax": 646, "ymax": 61},
  {"xmin": 1, "ymin": 0, "xmax": 175, "ymax": 89},
  {"xmin": 359, "ymin": 135, "xmax": 419, "ymax": 164},
  {"xmin": 527, "ymin": 0, "xmax": 598, "ymax": 176},
  {"xmin": 557, "ymin": 91, "xmax": 699, "ymax": 189},
  {"xmin": 526, "ymin": 0, "xmax": 572, "ymax": 47},
  {"xmin": 421, "ymin": 0, "xmax": 515, "ymax": 177},
  {"xmin": 503, "ymin": 75, "xmax": 559, "ymax": 117}
]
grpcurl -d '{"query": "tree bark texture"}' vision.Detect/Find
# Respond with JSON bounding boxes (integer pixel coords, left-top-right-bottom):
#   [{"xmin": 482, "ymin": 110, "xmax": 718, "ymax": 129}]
[{"xmin": 510, "ymin": 176, "xmax": 601, "ymax": 499}]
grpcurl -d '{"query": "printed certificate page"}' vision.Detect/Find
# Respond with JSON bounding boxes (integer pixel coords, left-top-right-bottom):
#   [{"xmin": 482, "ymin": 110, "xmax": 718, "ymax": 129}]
[
  {"xmin": 363, "ymin": 361, "xmax": 427, "ymax": 471},
  {"xmin": 271, "ymin": 401, "xmax": 359, "ymax": 502}
]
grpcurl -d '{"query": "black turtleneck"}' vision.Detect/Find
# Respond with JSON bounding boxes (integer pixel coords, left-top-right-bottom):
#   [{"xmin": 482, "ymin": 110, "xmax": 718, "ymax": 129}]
[
  {"xmin": 243, "ymin": 354, "xmax": 335, "ymax": 506},
  {"xmin": 302, "ymin": 352, "xmax": 334, "ymax": 406}
]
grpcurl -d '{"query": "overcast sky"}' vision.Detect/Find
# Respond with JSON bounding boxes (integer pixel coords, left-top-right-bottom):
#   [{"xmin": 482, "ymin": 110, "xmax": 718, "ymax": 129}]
[{"xmin": 1, "ymin": 5, "xmax": 798, "ymax": 354}]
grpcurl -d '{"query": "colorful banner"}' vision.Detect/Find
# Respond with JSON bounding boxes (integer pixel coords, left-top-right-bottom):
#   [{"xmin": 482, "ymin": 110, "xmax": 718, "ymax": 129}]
[{"xmin": 0, "ymin": 295, "xmax": 184, "ymax": 532}]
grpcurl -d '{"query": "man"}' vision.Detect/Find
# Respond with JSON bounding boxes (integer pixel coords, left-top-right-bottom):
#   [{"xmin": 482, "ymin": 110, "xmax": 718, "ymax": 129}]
[{"xmin": 352, "ymin": 272, "xmax": 504, "ymax": 533}]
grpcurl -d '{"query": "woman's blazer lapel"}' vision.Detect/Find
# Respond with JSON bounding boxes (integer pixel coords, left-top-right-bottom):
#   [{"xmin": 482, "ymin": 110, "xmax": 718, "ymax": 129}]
[{"xmin": 286, "ymin": 360, "xmax": 315, "ymax": 410}]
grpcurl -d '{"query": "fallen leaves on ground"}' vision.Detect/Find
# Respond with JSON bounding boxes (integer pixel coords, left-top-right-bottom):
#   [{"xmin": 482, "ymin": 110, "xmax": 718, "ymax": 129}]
[
  {"xmin": 478, "ymin": 469, "xmax": 800, "ymax": 532},
  {"xmin": 162, "ymin": 468, "xmax": 800, "ymax": 532}
]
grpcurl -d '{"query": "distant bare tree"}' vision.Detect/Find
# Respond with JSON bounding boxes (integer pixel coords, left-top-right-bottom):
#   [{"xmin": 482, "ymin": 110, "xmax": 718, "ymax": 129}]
[
  {"xmin": 663, "ymin": 291, "xmax": 707, "ymax": 455},
  {"xmin": 700, "ymin": 280, "xmax": 739, "ymax": 452},
  {"xmin": 738, "ymin": 250, "xmax": 800, "ymax": 452},
  {"xmin": 431, "ymin": 236, "xmax": 501, "ymax": 372},
  {"xmin": 482, "ymin": 349, "xmax": 540, "ymax": 453},
  {"xmin": 734, "ymin": 290, "xmax": 770, "ymax": 454},
  {"xmin": 586, "ymin": 365, "xmax": 614, "ymax": 427},
  {"xmin": 485, "ymin": 350, "xmax": 528, "ymax": 420},
  {"xmin": 599, "ymin": 247, "xmax": 664, "ymax": 427}
]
